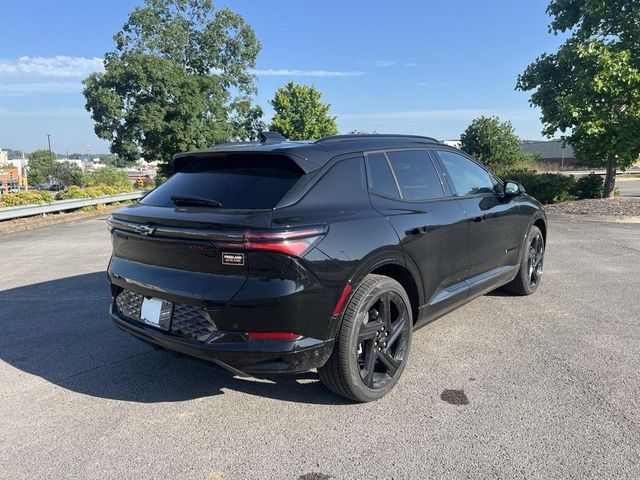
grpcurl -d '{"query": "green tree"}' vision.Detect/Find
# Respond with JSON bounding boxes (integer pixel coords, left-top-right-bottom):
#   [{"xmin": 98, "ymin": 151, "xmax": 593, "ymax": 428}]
[
  {"xmin": 517, "ymin": 0, "xmax": 640, "ymax": 197},
  {"xmin": 270, "ymin": 81, "xmax": 338, "ymax": 140},
  {"xmin": 459, "ymin": 116, "xmax": 530, "ymax": 175},
  {"xmin": 83, "ymin": 0, "xmax": 263, "ymax": 176},
  {"xmin": 51, "ymin": 162, "xmax": 85, "ymax": 187},
  {"xmin": 86, "ymin": 167, "xmax": 132, "ymax": 190},
  {"xmin": 27, "ymin": 149, "xmax": 55, "ymax": 186}
]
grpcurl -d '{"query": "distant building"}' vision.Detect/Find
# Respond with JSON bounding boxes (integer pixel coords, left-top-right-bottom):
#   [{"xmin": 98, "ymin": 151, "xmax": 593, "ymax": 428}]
[
  {"xmin": 0, "ymin": 166, "xmax": 20, "ymax": 195},
  {"xmin": 5, "ymin": 159, "xmax": 29, "ymax": 188},
  {"xmin": 442, "ymin": 139, "xmax": 462, "ymax": 149},
  {"xmin": 56, "ymin": 158, "xmax": 84, "ymax": 170},
  {"xmin": 0, "ymin": 150, "xmax": 8, "ymax": 165},
  {"xmin": 520, "ymin": 140, "xmax": 576, "ymax": 170},
  {"xmin": 82, "ymin": 158, "xmax": 107, "ymax": 171}
]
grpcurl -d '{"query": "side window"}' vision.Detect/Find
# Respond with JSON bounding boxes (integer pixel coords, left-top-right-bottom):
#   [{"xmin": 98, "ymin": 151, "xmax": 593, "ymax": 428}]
[
  {"xmin": 302, "ymin": 156, "xmax": 369, "ymax": 207},
  {"xmin": 386, "ymin": 150, "xmax": 444, "ymax": 200},
  {"xmin": 436, "ymin": 150, "xmax": 495, "ymax": 196},
  {"xmin": 366, "ymin": 152, "xmax": 400, "ymax": 199}
]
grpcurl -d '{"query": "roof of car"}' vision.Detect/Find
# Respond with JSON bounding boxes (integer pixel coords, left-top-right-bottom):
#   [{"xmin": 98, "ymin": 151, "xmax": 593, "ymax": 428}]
[{"xmin": 172, "ymin": 133, "xmax": 442, "ymax": 174}]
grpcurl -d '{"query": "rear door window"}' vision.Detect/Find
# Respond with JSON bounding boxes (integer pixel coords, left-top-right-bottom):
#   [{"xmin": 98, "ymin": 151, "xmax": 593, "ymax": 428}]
[
  {"xmin": 385, "ymin": 150, "xmax": 445, "ymax": 200},
  {"xmin": 142, "ymin": 157, "xmax": 302, "ymax": 210},
  {"xmin": 366, "ymin": 152, "xmax": 400, "ymax": 199}
]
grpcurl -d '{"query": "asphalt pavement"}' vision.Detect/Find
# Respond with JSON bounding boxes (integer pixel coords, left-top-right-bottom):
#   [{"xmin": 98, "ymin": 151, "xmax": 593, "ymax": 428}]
[
  {"xmin": 1, "ymin": 215, "xmax": 639, "ymax": 479},
  {"xmin": 618, "ymin": 178, "xmax": 640, "ymax": 197}
]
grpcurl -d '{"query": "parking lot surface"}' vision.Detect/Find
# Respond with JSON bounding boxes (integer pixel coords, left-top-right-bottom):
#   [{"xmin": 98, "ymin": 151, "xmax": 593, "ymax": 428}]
[
  {"xmin": 619, "ymin": 178, "xmax": 640, "ymax": 197},
  {"xmin": 1, "ymin": 215, "xmax": 639, "ymax": 479}
]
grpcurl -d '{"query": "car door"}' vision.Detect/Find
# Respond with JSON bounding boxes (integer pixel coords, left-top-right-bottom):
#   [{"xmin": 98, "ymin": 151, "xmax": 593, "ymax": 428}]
[
  {"xmin": 365, "ymin": 149, "xmax": 470, "ymax": 322},
  {"xmin": 432, "ymin": 149, "xmax": 522, "ymax": 296}
]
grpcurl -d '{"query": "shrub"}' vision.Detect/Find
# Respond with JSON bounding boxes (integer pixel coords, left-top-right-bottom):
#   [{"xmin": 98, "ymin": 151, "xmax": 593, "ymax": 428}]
[
  {"xmin": 505, "ymin": 172, "xmax": 577, "ymax": 204},
  {"xmin": 56, "ymin": 185, "xmax": 122, "ymax": 200},
  {"xmin": 0, "ymin": 190, "xmax": 53, "ymax": 207},
  {"xmin": 85, "ymin": 167, "xmax": 133, "ymax": 190},
  {"xmin": 576, "ymin": 173, "xmax": 604, "ymax": 199}
]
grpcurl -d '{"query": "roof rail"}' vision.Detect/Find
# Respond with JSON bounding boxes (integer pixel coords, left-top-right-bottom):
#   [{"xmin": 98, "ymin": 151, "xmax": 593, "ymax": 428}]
[
  {"xmin": 259, "ymin": 131, "xmax": 288, "ymax": 144},
  {"xmin": 316, "ymin": 134, "xmax": 440, "ymax": 144}
]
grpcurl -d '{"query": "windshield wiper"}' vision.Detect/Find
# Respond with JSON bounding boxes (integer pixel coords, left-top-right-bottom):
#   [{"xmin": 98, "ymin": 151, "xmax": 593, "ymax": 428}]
[{"xmin": 171, "ymin": 195, "xmax": 223, "ymax": 208}]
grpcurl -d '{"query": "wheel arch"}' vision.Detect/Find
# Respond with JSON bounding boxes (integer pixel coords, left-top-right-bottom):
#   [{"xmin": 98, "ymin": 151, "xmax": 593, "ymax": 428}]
[
  {"xmin": 349, "ymin": 252, "xmax": 424, "ymax": 325},
  {"xmin": 533, "ymin": 216, "xmax": 547, "ymax": 243}
]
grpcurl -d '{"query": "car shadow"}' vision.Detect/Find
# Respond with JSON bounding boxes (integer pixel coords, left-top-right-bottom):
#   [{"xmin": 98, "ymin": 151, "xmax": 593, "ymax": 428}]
[{"xmin": 0, "ymin": 272, "xmax": 350, "ymax": 405}]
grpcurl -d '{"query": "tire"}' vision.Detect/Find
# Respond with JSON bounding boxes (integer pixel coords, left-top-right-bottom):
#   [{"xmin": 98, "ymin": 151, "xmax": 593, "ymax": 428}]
[
  {"xmin": 318, "ymin": 274, "xmax": 413, "ymax": 402},
  {"xmin": 503, "ymin": 225, "xmax": 545, "ymax": 295}
]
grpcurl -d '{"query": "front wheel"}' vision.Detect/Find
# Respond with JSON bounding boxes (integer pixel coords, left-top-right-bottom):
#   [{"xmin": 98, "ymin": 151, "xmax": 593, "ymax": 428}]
[
  {"xmin": 503, "ymin": 225, "xmax": 545, "ymax": 295},
  {"xmin": 318, "ymin": 274, "xmax": 412, "ymax": 402}
]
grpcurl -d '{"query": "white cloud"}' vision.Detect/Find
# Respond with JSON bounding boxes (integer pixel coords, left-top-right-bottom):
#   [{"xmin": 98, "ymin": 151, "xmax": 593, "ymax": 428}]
[
  {"xmin": 251, "ymin": 68, "xmax": 363, "ymax": 77},
  {"xmin": 405, "ymin": 63, "xmax": 418, "ymax": 67},
  {"xmin": 0, "ymin": 56, "xmax": 103, "ymax": 77},
  {"xmin": 375, "ymin": 60, "xmax": 396, "ymax": 67},
  {"xmin": 0, "ymin": 56, "xmax": 362, "ymax": 79},
  {"xmin": 0, "ymin": 108, "xmax": 88, "ymax": 118},
  {"xmin": 0, "ymin": 82, "xmax": 83, "ymax": 95}
]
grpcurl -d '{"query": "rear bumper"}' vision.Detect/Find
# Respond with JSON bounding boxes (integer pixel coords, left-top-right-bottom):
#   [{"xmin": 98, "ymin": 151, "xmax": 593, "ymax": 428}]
[{"xmin": 110, "ymin": 302, "xmax": 334, "ymax": 375}]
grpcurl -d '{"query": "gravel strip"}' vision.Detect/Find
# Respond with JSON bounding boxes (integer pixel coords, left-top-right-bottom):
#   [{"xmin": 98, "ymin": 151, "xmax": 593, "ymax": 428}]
[{"xmin": 544, "ymin": 197, "xmax": 640, "ymax": 217}]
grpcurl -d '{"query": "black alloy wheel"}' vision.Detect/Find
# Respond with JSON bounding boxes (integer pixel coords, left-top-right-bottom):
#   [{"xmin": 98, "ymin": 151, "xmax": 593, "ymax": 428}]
[
  {"xmin": 503, "ymin": 225, "xmax": 545, "ymax": 295},
  {"xmin": 318, "ymin": 274, "xmax": 413, "ymax": 402},
  {"xmin": 527, "ymin": 229, "xmax": 544, "ymax": 288},
  {"xmin": 356, "ymin": 291, "xmax": 410, "ymax": 390}
]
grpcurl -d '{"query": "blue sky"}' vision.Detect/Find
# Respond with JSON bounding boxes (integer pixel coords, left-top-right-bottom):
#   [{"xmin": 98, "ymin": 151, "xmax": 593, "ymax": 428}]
[{"xmin": 0, "ymin": 0, "xmax": 564, "ymax": 154}]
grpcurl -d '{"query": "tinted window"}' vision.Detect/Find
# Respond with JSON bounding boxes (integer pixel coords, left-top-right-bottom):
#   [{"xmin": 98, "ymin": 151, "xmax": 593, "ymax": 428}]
[
  {"xmin": 366, "ymin": 152, "xmax": 400, "ymax": 199},
  {"xmin": 302, "ymin": 157, "xmax": 368, "ymax": 207},
  {"xmin": 437, "ymin": 151, "xmax": 495, "ymax": 196},
  {"xmin": 142, "ymin": 157, "xmax": 302, "ymax": 209},
  {"xmin": 386, "ymin": 150, "xmax": 444, "ymax": 200}
]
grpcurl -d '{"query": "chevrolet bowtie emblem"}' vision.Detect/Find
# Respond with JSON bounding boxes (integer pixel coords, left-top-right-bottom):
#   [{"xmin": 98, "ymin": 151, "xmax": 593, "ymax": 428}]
[{"xmin": 135, "ymin": 225, "xmax": 156, "ymax": 236}]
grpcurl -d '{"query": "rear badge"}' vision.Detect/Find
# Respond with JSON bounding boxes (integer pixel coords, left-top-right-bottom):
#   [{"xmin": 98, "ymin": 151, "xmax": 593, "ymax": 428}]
[{"xmin": 222, "ymin": 252, "xmax": 245, "ymax": 266}]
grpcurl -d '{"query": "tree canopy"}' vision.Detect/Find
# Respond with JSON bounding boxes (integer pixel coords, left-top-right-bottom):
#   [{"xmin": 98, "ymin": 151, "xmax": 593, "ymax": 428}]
[
  {"xmin": 459, "ymin": 116, "xmax": 530, "ymax": 176},
  {"xmin": 83, "ymin": 0, "xmax": 263, "ymax": 176},
  {"xmin": 517, "ymin": 0, "xmax": 640, "ymax": 197},
  {"xmin": 269, "ymin": 81, "xmax": 338, "ymax": 140},
  {"xmin": 85, "ymin": 167, "xmax": 132, "ymax": 190},
  {"xmin": 26, "ymin": 150, "xmax": 85, "ymax": 187},
  {"xmin": 26, "ymin": 149, "xmax": 54, "ymax": 186}
]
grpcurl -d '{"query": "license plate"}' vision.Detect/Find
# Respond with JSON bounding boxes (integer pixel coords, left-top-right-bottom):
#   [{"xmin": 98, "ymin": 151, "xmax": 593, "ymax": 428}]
[{"xmin": 140, "ymin": 297, "xmax": 170, "ymax": 330}]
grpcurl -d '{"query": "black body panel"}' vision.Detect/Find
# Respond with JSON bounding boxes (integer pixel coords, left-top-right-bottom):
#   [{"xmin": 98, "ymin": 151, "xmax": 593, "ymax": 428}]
[{"xmin": 107, "ymin": 135, "xmax": 546, "ymax": 375}]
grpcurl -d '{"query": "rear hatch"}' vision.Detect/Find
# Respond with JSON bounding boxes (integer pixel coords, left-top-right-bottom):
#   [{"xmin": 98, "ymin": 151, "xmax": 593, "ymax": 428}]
[{"xmin": 108, "ymin": 154, "xmax": 306, "ymax": 306}]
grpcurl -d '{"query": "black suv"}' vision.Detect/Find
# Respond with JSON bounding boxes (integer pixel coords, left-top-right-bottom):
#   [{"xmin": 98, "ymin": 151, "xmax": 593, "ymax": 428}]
[{"xmin": 108, "ymin": 133, "xmax": 546, "ymax": 402}]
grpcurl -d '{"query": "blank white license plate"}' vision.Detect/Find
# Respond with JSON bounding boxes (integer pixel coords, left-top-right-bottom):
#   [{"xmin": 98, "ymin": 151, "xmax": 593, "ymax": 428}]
[{"xmin": 140, "ymin": 297, "xmax": 167, "ymax": 329}]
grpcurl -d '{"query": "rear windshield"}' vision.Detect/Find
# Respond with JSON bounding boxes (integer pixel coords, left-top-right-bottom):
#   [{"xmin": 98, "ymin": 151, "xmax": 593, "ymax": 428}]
[{"xmin": 142, "ymin": 156, "xmax": 302, "ymax": 210}]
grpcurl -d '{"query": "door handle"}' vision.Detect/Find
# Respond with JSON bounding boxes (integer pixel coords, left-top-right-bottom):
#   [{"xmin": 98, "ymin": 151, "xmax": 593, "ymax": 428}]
[{"xmin": 406, "ymin": 226, "xmax": 429, "ymax": 235}]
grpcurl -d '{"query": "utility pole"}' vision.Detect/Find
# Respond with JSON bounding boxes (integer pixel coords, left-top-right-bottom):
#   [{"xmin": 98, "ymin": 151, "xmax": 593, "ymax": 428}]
[{"xmin": 46, "ymin": 133, "xmax": 54, "ymax": 184}]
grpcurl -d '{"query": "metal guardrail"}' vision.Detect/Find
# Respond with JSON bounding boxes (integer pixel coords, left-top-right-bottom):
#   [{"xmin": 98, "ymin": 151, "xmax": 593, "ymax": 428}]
[{"xmin": 0, "ymin": 191, "xmax": 145, "ymax": 221}]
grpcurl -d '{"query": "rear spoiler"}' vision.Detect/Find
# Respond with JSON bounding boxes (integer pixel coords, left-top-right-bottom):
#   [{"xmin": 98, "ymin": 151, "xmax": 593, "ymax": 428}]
[
  {"xmin": 172, "ymin": 134, "xmax": 331, "ymax": 174},
  {"xmin": 172, "ymin": 150, "xmax": 325, "ymax": 175}
]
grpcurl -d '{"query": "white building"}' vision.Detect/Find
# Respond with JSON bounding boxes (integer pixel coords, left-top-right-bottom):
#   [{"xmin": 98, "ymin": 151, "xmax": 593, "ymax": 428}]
[
  {"xmin": 56, "ymin": 158, "xmax": 84, "ymax": 170},
  {"xmin": 0, "ymin": 150, "xmax": 8, "ymax": 165},
  {"xmin": 442, "ymin": 139, "xmax": 462, "ymax": 149}
]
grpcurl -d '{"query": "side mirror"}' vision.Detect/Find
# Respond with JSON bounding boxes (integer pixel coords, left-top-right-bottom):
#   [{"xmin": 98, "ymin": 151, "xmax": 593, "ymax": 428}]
[{"xmin": 504, "ymin": 180, "xmax": 525, "ymax": 198}]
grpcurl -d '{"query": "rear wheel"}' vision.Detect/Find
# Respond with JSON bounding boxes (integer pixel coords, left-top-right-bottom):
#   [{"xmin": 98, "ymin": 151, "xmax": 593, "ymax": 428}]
[
  {"xmin": 503, "ymin": 225, "xmax": 545, "ymax": 295},
  {"xmin": 318, "ymin": 274, "xmax": 412, "ymax": 402}
]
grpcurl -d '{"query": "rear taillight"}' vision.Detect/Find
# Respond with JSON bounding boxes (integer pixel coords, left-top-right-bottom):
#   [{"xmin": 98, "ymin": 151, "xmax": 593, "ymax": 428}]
[{"xmin": 219, "ymin": 225, "xmax": 327, "ymax": 257}]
